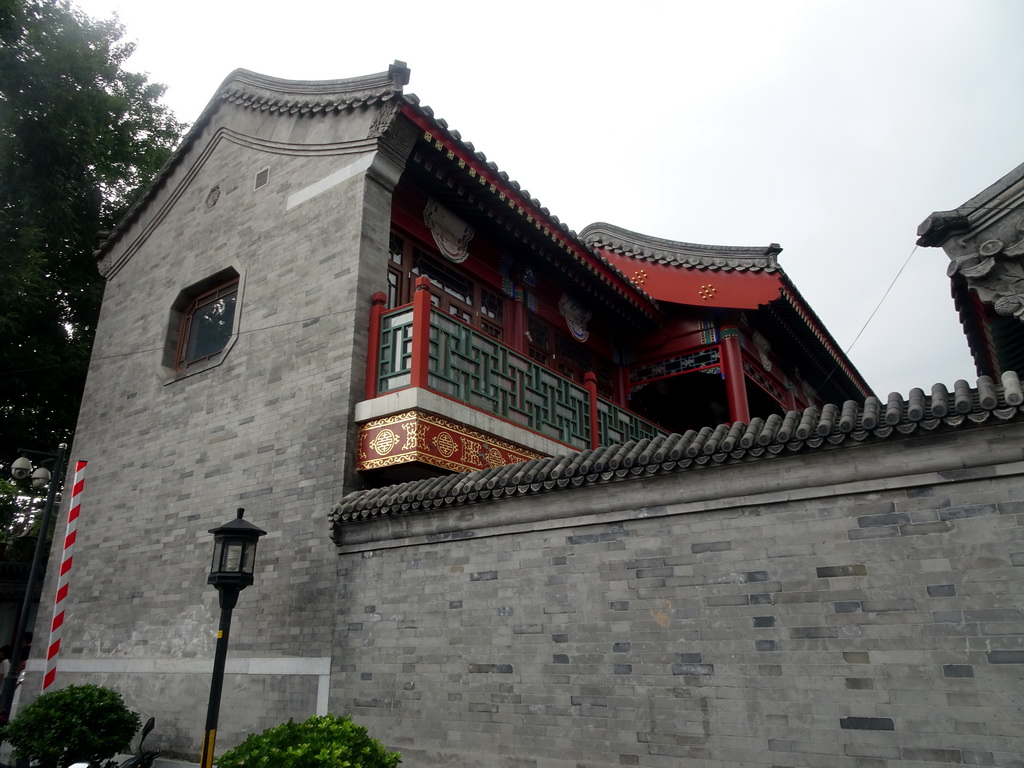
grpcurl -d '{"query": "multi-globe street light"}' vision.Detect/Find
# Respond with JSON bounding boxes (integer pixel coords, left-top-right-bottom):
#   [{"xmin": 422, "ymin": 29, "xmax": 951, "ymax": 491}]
[{"xmin": 0, "ymin": 444, "xmax": 68, "ymax": 720}]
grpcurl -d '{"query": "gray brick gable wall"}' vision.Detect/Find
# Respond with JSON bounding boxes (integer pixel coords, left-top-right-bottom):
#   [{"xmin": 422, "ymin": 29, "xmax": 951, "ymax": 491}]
[{"xmin": 26, "ymin": 75, "xmax": 405, "ymax": 756}]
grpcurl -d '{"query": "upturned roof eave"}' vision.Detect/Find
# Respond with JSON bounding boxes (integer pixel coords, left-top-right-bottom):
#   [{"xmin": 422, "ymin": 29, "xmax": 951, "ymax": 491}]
[
  {"xmin": 580, "ymin": 221, "xmax": 783, "ymax": 272},
  {"xmin": 917, "ymin": 160, "xmax": 1024, "ymax": 247},
  {"xmin": 579, "ymin": 222, "xmax": 871, "ymax": 398},
  {"xmin": 774, "ymin": 275, "xmax": 874, "ymax": 399},
  {"xmin": 397, "ymin": 101, "xmax": 661, "ymax": 322}
]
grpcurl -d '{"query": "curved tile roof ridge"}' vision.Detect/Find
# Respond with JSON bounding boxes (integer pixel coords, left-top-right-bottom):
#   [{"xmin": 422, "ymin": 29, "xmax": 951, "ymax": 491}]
[
  {"xmin": 97, "ymin": 61, "xmax": 411, "ymax": 261},
  {"xmin": 219, "ymin": 64, "xmax": 409, "ymax": 114},
  {"xmin": 330, "ymin": 371, "xmax": 1024, "ymax": 533},
  {"xmin": 580, "ymin": 222, "xmax": 783, "ymax": 273}
]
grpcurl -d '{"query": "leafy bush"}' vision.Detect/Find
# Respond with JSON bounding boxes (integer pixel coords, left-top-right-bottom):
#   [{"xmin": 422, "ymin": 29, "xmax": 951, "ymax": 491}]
[
  {"xmin": 215, "ymin": 714, "xmax": 401, "ymax": 768},
  {"xmin": 2, "ymin": 684, "xmax": 140, "ymax": 768}
]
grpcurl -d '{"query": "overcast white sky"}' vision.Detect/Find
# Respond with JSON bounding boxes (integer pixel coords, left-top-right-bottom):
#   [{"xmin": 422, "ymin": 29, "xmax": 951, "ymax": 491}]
[{"xmin": 74, "ymin": 0, "xmax": 1024, "ymax": 397}]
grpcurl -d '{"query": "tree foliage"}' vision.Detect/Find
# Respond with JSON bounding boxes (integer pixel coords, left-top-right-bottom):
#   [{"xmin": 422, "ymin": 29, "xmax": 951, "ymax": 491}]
[
  {"xmin": 216, "ymin": 715, "xmax": 402, "ymax": 768},
  {"xmin": 0, "ymin": 0, "xmax": 183, "ymax": 462},
  {"xmin": 1, "ymin": 683, "xmax": 141, "ymax": 767}
]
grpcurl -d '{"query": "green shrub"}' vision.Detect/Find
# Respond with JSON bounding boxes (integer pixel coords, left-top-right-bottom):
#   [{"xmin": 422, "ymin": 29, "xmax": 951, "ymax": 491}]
[
  {"xmin": 215, "ymin": 714, "xmax": 401, "ymax": 768},
  {"xmin": 1, "ymin": 683, "xmax": 140, "ymax": 768}
]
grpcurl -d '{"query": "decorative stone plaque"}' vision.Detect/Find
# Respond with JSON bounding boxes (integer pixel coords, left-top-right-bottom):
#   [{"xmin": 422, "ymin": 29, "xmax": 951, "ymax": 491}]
[{"xmin": 423, "ymin": 198, "xmax": 474, "ymax": 263}]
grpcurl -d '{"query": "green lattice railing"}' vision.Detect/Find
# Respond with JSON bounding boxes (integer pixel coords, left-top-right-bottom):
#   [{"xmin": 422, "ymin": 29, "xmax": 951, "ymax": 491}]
[
  {"xmin": 596, "ymin": 397, "xmax": 666, "ymax": 445},
  {"xmin": 428, "ymin": 310, "xmax": 592, "ymax": 449},
  {"xmin": 374, "ymin": 303, "xmax": 667, "ymax": 450},
  {"xmin": 377, "ymin": 307, "xmax": 413, "ymax": 393}
]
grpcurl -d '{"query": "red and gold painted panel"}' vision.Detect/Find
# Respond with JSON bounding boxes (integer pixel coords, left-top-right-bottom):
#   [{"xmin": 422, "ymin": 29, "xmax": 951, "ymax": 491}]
[
  {"xmin": 596, "ymin": 250, "xmax": 783, "ymax": 309},
  {"xmin": 358, "ymin": 410, "xmax": 546, "ymax": 473}
]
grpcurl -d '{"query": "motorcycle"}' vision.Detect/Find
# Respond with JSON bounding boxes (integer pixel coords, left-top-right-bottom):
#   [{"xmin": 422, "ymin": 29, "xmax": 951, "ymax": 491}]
[{"xmin": 69, "ymin": 716, "xmax": 161, "ymax": 768}]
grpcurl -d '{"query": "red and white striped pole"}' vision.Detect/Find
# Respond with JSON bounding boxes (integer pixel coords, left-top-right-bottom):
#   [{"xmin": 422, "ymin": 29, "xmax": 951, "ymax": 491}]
[{"xmin": 43, "ymin": 460, "xmax": 86, "ymax": 691}]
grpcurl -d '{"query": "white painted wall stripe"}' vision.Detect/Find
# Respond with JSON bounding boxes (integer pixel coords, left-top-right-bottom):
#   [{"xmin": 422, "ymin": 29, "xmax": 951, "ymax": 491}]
[
  {"xmin": 26, "ymin": 657, "xmax": 332, "ymax": 715},
  {"xmin": 286, "ymin": 154, "xmax": 375, "ymax": 210}
]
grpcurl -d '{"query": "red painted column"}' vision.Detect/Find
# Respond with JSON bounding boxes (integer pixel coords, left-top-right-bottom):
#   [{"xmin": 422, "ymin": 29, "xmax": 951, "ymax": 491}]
[
  {"xmin": 616, "ymin": 366, "xmax": 631, "ymax": 408},
  {"xmin": 510, "ymin": 297, "xmax": 528, "ymax": 356},
  {"xmin": 585, "ymin": 371, "xmax": 600, "ymax": 449},
  {"xmin": 365, "ymin": 292, "xmax": 387, "ymax": 400},
  {"xmin": 719, "ymin": 326, "xmax": 750, "ymax": 424},
  {"xmin": 784, "ymin": 382, "xmax": 798, "ymax": 412},
  {"xmin": 411, "ymin": 276, "xmax": 433, "ymax": 390}
]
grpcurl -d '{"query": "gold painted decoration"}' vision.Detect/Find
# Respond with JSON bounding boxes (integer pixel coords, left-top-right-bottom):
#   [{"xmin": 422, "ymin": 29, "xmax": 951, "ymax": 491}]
[
  {"xmin": 434, "ymin": 431, "xmax": 458, "ymax": 457},
  {"xmin": 369, "ymin": 429, "xmax": 399, "ymax": 455},
  {"xmin": 630, "ymin": 269, "xmax": 649, "ymax": 287},
  {"xmin": 485, "ymin": 447, "xmax": 504, "ymax": 467},
  {"xmin": 358, "ymin": 411, "xmax": 545, "ymax": 473},
  {"xmin": 402, "ymin": 420, "xmax": 425, "ymax": 450},
  {"xmin": 698, "ymin": 284, "xmax": 717, "ymax": 301}
]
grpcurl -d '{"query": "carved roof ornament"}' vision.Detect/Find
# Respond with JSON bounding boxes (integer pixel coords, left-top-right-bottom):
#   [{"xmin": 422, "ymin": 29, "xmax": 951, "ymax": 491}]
[
  {"xmin": 423, "ymin": 198, "xmax": 474, "ymax": 263},
  {"xmin": 368, "ymin": 99, "xmax": 400, "ymax": 138},
  {"xmin": 946, "ymin": 217, "xmax": 1024, "ymax": 319},
  {"xmin": 559, "ymin": 294, "xmax": 591, "ymax": 342}
]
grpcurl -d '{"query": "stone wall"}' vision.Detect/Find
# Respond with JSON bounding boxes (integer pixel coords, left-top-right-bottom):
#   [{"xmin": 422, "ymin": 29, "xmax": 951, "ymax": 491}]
[
  {"xmin": 332, "ymin": 420, "xmax": 1024, "ymax": 768},
  {"xmin": 27, "ymin": 92, "xmax": 399, "ymax": 755}
]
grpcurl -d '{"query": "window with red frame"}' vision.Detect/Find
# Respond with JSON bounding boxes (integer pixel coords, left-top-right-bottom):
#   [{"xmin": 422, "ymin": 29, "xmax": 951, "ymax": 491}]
[
  {"xmin": 176, "ymin": 278, "xmax": 239, "ymax": 370},
  {"xmin": 388, "ymin": 230, "xmax": 505, "ymax": 340}
]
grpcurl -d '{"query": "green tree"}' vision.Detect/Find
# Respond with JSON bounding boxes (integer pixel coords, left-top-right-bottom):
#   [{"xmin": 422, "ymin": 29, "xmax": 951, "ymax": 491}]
[
  {"xmin": 0, "ymin": 0, "xmax": 183, "ymax": 462},
  {"xmin": 2, "ymin": 683, "xmax": 140, "ymax": 767}
]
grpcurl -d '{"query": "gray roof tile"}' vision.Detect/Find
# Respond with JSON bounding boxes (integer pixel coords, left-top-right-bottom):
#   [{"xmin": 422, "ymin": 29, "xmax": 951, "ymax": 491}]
[
  {"xmin": 579, "ymin": 222, "xmax": 782, "ymax": 273},
  {"xmin": 331, "ymin": 372, "xmax": 1024, "ymax": 536}
]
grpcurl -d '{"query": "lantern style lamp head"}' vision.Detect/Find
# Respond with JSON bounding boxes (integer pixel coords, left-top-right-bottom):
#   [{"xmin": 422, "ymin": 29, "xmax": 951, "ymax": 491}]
[{"xmin": 208, "ymin": 508, "xmax": 266, "ymax": 607}]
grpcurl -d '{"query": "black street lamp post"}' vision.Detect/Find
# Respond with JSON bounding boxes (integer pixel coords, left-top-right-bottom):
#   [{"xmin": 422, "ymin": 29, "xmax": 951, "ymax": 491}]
[
  {"xmin": 200, "ymin": 508, "xmax": 266, "ymax": 768},
  {"xmin": 0, "ymin": 444, "xmax": 68, "ymax": 721}
]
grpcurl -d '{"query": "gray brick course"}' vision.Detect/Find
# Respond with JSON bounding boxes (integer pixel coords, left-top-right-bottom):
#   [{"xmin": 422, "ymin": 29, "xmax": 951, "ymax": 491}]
[{"xmin": 332, "ymin": 421, "xmax": 1024, "ymax": 766}]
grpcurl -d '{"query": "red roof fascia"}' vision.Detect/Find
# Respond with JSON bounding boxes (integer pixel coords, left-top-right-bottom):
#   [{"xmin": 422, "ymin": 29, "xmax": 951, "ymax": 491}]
[
  {"xmin": 779, "ymin": 280, "xmax": 873, "ymax": 397},
  {"xmin": 596, "ymin": 249, "xmax": 783, "ymax": 308},
  {"xmin": 967, "ymin": 288, "xmax": 1000, "ymax": 377},
  {"xmin": 400, "ymin": 105, "xmax": 656, "ymax": 314}
]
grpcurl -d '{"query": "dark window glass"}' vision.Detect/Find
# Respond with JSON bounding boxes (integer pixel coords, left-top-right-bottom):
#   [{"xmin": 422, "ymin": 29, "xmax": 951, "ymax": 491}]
[
  {"xmin": 412, "ymin": 249, "xmax": 474, "ymax": 305},
  {"xmin": 481, "ymin": 289, "xmax": 503, "ymax": 321},
  {"xmin": 178, "ymin": 280, "xmax": 239, "ymax": 370},
  {"xmin": 527, "ymin": 316, "xmax": 549, "ymax": 350},
  {"xmin": 387, "ymin": 270, "xmax": 401, "ymax": 309},
  {"xmin": 389, "ymin": 233, "xmax": 404, "ymax": 265}
]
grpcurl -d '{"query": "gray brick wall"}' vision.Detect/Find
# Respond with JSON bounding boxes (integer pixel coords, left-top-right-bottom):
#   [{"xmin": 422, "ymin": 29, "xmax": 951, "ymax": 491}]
[
  {"xmin": 27, "ymin": 100, "xmax": 398, "ymax": 756},
  {"xmin": 333, "ymin": 421, "xmax": 1024, "ymax": 767}
]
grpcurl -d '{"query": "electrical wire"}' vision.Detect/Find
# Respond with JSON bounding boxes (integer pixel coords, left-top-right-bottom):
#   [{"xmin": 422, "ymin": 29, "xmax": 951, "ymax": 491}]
[
  {"xmin": 845, "ymin": 244, "xmax": 919, "ymax": 356},
  {"xmin": 816, "ymin": 242, "xmax": 920, "ymax": 394}
]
